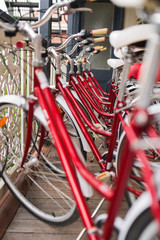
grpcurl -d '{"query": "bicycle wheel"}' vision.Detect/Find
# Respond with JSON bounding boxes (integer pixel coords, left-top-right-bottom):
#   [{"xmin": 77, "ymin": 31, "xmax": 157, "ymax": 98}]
[
  {"xmin": 125, "ymin": 208, "xmax": 159, "ymax": 240},
  {"xmin": 116, "ymin": 131, "xmax": 160, "ymax": 206},
  {"xmin": 0, "ymin": 101, "xmax": 79, "ymax": 225}
]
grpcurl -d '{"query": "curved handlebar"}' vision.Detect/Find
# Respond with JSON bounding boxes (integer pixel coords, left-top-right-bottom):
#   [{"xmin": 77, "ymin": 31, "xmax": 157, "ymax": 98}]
[
  {"xmin": 54, "ymin": 27, "xmax": 108, "ymax": 52},
  {"xmin": 76, "ymin": 44, "xmax": 105, "ymax": 59},
  {"xmin": 54, "ymin": 31, "xmax": 85, "ymax": 51},
  {"xmin": 66, "ymin": 37, "xmax": 106, "ymax": 56},
  {"xmin": 86, "ymin": 46, "xmax": 107, "ymax": 61},
  {"xmin": 0, "ymin": 0, "xmax": 91, "ymax": 36},
  {"xmin": 0, "ymin": 1, "xmax": 66, "ymax": 32},
  {"xmin": 67, "ymin": 39, "xmax": 90, "ymax": 56},
  {"xmin": 67, "ymin": 41, "xmax": 83, "ymax": 56},
  {"xmin": 31, "ymin": 2, "xmax": 61, "ymax": 29},
  {"xmin": 32, "ymin": 1, "xmax": 92, "ymax": 29}
]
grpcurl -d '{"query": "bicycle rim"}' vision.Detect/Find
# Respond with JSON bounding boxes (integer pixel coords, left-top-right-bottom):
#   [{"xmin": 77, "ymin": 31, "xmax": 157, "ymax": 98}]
[{"xmin": 0, "ymin": 102, "xmax": 79, "ymax": 225}]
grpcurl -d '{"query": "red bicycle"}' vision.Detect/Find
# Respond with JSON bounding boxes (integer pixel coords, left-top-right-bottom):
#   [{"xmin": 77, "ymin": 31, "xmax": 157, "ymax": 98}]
[{"xmin": 0, "ymin": 0, "xmax": 160, "ymax": 240}]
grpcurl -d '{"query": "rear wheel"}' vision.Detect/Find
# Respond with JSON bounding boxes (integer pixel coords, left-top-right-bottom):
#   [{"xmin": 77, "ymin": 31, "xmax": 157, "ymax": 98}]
[{"xmin": 125, "ymin": 208, "xmax": 159, "ymax": 240}]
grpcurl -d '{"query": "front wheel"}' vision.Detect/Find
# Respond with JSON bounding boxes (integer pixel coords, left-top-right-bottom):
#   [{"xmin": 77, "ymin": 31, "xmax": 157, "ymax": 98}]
[{"xmin": 0, "ymin": 101, "xmax": 79, "ymax": 225}]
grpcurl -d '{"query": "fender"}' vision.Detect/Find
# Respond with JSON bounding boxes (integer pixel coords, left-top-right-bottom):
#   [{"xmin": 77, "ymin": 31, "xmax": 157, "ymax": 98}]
[
  {"xmin": 0, "ymin": 95, "xmax": 48, "ymax": 129},
  {"xmin": 55, "ymin": 93, "xmax": 91, "ymax": 152},
  {"xmin": 73, "ymin": 141, "xmax": 93, "ymax": 198},
  {"xmin": 118, "ymin": 171, "xmax": 160, "ymax": 240},
  {"xmin": 71, "ymin": 89, "xmax": 93, "ymax": 123},
  {"xmin": 0, "ymin": 95, "xmax": 28, "ymax": 109},
  {"xmin": 71, "ymin": 89, "xmax": 81, "ymax": 102}
]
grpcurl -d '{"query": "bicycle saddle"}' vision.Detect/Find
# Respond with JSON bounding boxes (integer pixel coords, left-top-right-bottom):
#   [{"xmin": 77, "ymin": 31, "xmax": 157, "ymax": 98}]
[
  {"xmin": 107, "ymin": 58, "xmax": 124, "ymax": 69},
  {"xmin": 109, "ymin": 24, "xmax": 154, "ymax": 49}
]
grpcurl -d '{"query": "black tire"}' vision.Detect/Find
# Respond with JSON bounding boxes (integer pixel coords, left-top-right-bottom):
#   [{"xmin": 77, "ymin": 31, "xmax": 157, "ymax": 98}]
[
  {"xmin": 125, "ymin": 208, "xmax": 159, "ymax": 240},
  {"xmin": 0, "ymin": 102, "xmax": 79, "ymax": 225}
]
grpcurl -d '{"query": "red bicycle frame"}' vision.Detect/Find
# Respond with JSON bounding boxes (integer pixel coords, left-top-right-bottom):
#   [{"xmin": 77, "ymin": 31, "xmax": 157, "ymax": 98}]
[
  {"xmin": 88, "ymin": 70, "xmax": 118, "ymax": 114},
  {"xmin": 61, "ymin": 72, "xmax": 121, "ymax": 170},
  {"xmin": 88, "ymin": 70, "xmax": 109, "ymax": 97},
  {"xmin": 21, "ymin": 63, "xmax": 160, "ymax": 240},
  {"xmin": 2, "ymin": 2, "xmax": 160, "ymax": 239},
  {"xmin": 70, "ymin": 74, "xmax": 113, "ymax": 127},
  {"xmin": 32, "ymin": 66, "xmax": 135, "ymax": 240}
]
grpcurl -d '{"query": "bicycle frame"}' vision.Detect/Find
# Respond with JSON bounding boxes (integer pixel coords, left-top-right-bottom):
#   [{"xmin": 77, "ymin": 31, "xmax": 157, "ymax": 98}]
[
  {"xmin": 31, "ymin": 65, "xmax": 144, "ymax": 240},
  {"xmin": 52, "ymin": 52, "xmax": 150, "ymax": 185},
  {"xmin": 88, "ymin": 70, "xmax": 109, "ymax": 98},
  {"xmin": 1, "ymin": 2, "xmax": 160, "ymax": 238},
  {"xmin": 71, "ymin": 74, "xmax": 114, "ymax": 127},
  {"xmin": 49, "ymin": 37, "xmax": 160, "ymax": 231},
  {"xmin": 82, "ymin": 71, "xmax": 110, "ymax": 106},
  {"xmin": 32, "ymin": 66, "xmax": 117, "ymax": 240},
  {"xmin": 56, "ymin": 72, "xmax": 119, "ymax": 170},
  {"xmin": 33, "ymin": 66, "xmax": 160, "ymax": 239},
  {"xmin": 87, "ymin": 70, "xmax": 118, "ymax": 114},
  {"xmin": 56, "ymin": 59, "xmax": 129, "ymax": 170}
]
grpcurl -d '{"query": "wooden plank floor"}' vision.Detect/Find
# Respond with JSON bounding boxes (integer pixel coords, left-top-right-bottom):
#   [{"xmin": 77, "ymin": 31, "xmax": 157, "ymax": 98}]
[{"xmin": 1, "ymin": 152, "xmax": 129, "ymax": 240}]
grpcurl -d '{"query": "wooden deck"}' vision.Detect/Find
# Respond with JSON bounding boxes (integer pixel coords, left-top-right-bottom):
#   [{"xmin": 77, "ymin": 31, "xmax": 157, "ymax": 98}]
[
  {"xmin": 2, "ymin": 197, "xmax": 128, "ymax": 240},
  {"xmin": 1, "ymin": 154, "xmax": 129, "ymax": 240}
]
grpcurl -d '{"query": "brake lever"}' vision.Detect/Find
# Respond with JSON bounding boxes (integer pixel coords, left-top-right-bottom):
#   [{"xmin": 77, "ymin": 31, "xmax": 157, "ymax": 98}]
[{"xmin": 60, "ymin": 6, "xmax": 92, "ymax": 15}]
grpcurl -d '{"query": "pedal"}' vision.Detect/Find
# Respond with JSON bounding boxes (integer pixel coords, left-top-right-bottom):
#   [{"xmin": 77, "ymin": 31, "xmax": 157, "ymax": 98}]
[
  {"xmin": 89, "ymin": 123, "xmax": 104, "ymax": 139},
  {"xmin": 95, "ymin": 171, "xmax": 115, "ymax": 184},
  {"xmin": 93, "ymin": 123, "xmax": 104, "ymax": 131}
]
